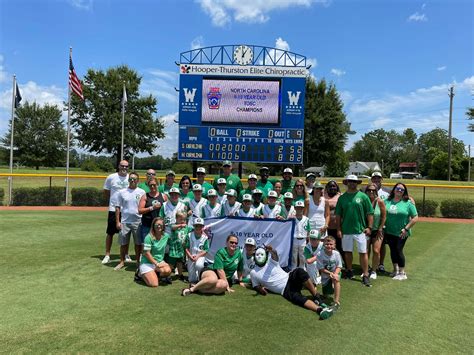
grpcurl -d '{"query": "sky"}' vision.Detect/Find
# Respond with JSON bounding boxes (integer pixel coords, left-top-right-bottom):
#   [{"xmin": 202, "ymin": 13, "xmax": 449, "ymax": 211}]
[{"xmin": 0, "ymin": 0, "xmax": 473, "ymax": 159}]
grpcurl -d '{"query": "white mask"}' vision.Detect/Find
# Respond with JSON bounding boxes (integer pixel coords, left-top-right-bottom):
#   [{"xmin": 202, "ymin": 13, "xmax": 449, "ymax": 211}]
[{"xmin": 254, "ymin": 248, "xmax": 267, "ymax": 265}]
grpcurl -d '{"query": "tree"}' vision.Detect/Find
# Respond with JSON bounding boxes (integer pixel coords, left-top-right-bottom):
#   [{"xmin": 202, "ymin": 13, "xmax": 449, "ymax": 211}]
[
  {"xmin": 304, "ymin": 77, "xmax": 353, "ymax": 170},
  {"xmin": 467, "ymin": 107, "xmax": 474, "ymax": 132},
  {"xmin": 69, "ymin": 65, "xmax": 165, "ymax": 166},
  {"xmin": 325, "ymin": 148, "xmax": 349, "ymax": 177},
  {"xmin": 1, "ymin": 102, "xmax": 66, "ymax": 170}
]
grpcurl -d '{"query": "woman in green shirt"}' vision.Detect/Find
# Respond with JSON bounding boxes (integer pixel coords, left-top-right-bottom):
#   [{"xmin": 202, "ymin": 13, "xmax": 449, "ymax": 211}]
[
  {"xmin": 384, "ymin": 183, "xmax": 418, "ymax": 281},
  {"xmin": 365, "ymin": 183, "xmax": 386, "ymax": 280},
  {"xmin": 140, "ymin": 217, "xmax": 172, "ymax": 287},
  {"xmin": 181, "ymin": 234, "xmax": 244, "ymax": 296}
]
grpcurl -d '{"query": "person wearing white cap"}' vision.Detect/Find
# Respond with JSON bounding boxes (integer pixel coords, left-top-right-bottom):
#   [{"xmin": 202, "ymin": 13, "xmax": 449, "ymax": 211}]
[
  {"xmin": 188, "ymin": 184, "xmax": 208, "ymax": 226},
  {"xmin": 159, "ymin": 187, "xmax": 188, "ymax": 235},
  {"xmin": 237, "ymin": 194, "xmax": 261, "ymax": 218},
  {"xmin": 305, "ymin": 173, "xmax": 317, "ymax": 194},
  {"xmin": 251, "ymin": 189, "xmax": 265, "ymax": 214},
  {"xmin": 371, "ymin": 171, "xmax": 389, "ymax": 200},
  {"xmin": 216, "ymin": 178, "xmax": 228, "ymax": 205},
  {"xmin": 292, "ymin": 200, "xmax": 311, "ymax": 269},
  {"xmin": 262, "ymin": 190, "xmax": 282, "ymax": 218},
  {"xmin": 279, "ymin": 192, "xmax": 296, "ymax": 219},
  {"xmin": 212, "ymin": 160, "xmax": 243, "ymax": 194},
  {"xmin": 305, "ymin": 230, "xmax": 324, "ymax": 285},
  {"xmin": 242, "ymin": 237, "xmax": 257, "ymax": 283},
  {"xmin": 221, "ymin": 189, "xmax": 241, "ymax": 216},
  {"xmin": 307, "ymin": 181, "xmax": 330, "ymax": 238},
  {"xmin": 281, "ymin": 167, "xmax": 295, "ymax": 194},
  {"xmin": 159, "ymin": 170, "xmax": 179, "ymax": 197},
  {"xmin": 184, "ymin": 218, "xmax": 209, "ymax": 284},
  {"xmin": 201, "ymin": 189, "xmax": 222, "ymax": 218},
  {"xmin": 195, "ymin": 167, "xmax": 214, "ymax": 197},
  {"xmin": 256, "ymin": 166, "xmax": 273, "ymax": 198},
  {"xmin": 238, "ymin": 174, "xmax": 258, "ymax": 202},
  {"xmin": 335, "ymin": 175, "xmax": 374, "ymax": 287}
]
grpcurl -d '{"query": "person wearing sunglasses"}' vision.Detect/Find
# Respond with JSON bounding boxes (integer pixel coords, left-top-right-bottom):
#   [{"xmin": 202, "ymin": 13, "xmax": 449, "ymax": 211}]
[
  {"xmin": 256, "ymin": 166, "xmax": 274, "ymax": 199},
  {"xmin": 102, "ymin": 160, "xmax": 129, "ymax": 265},
  {"xmin": 364, "ymin": 183, "xmax": 386, "ymax": 280},
  {"xmin": 114, "ymin": 172, "xmax": 146, "ymax": 271},
  {"xmin": 139, "ymin": 217, "xmax": 172, "ymax": 287},
  {"xmin": 291, "ymin": 178, "xmax": 309, "ymax": 215},
  {"xmin": 384, "ymin": 183, "xmax": 418, "ymax": 280},
  {"xmin": 137, "ymin": 169, "xmax": 157, "ymax": 193},
  {"xmin": 181, "ymin": 234, "xmax": 244, "ymax": 296}
]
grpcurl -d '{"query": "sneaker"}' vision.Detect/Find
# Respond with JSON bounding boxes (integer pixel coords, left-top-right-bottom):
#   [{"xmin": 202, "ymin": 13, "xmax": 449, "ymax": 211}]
[
  {"xmin": 377, "ymin": 264, "xmax": 386, "ymax": 273},
  {"xmin": 390, "ymin": 271, "xmax": 399, "ymax": 278},
  {"xmin": 331, "ymin": 303, "xmax": 341, "ymax": 313},
  {"xmin": 398, "ymin": 272, "xmax": 407, "ymax": 280},
  {"xmin": 114, "ymin": 262, "xmax": 125, "ymax": 271},
  {"xmin": 134, "ymin": 269, "xmax": 142, "ymax": 282},
  {"xmin": 369, "ymin": 271, "xmax": 377, "ymax": 280},
  {"xmin": 125, "ymin": 255, "xmax": 132, "ymax": 263},
  {"xmin": 163, "ymin": 277, "xmax": 173, "ymax": 284},
  {"xmin": 178, "ymin": 274, "xmax": 187, "ymax": 282},
  {"xmin": 319, "ymin": 307, "xmax": 334, "ymax": 320},
  {"xmin": 181, "ymin": 288, "xmax": 192, "ymax": 296},
  {"xmin": 313, "ymin": 294, "xmax": 327, "ymax": 307},
  {"xmin": 362, "ymin": 275, "xmax": 372, "ymax": 287},
  {"xmin": 345, "ymin": 270, "xmax": 355, "ymax": 280},
  {"xmin": 101, "ymin": 255, "xmax": 110, "ymax": 264}
]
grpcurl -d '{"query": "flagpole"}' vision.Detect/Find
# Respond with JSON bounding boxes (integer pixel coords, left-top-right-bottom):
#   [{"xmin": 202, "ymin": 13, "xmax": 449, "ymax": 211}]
[
  {"xmin": 65, "ymin": 47, "xmax": 72, "ymax": 205},
  {"xmin": 8, "ymin": 75, "xmax": 17, "ymax": 206},
  {"xmin": 120, "ymin": 81, "xmax": 125, "ymax": 160}
]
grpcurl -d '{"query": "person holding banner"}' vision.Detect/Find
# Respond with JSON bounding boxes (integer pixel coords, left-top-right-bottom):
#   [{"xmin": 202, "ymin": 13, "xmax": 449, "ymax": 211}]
[
  {"xmin": 262, "ymin": 191, "xmax": 282, "ymax": 218},
  {"xmin": 237, "ymin": 194, "xmax": 261, "ymax": 217},
  {"xmin": 181, "ymin": 234, "xmax": 244, "ymax": 296},
  {"xmin": 221, "ymin": 190, "xmax": 241, "ymax": 216},
  {"xmin": 201, "ymin": 189, "xmax": 222, "ymax": 218},
  {"xmin": 185, "ymin": 218, "xmax": 209, "ymax": 284},
  {"xmin": 279, "ymin": 192, "xmax": 296, "ymax": 220},
  {"xmin": 250, "ymin": 245, "xmax": 333, "ymax": 320}
]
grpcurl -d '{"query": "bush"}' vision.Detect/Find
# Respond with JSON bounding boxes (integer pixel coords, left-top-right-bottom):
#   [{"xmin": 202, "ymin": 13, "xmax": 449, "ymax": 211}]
[
  {"xmin": 0, "ymin": 188, "xmax": 4, "ymax": 206},
  {"xmin": 12, "ymin": 187, "xmax": 64, "ymax": 206},
  {"xmin": 81, "ymin": 159, "xmax": 101, "ymax": 172},
  {"xmin": 420, "ymin": 199, "xmax": 438, "ymax": 217},
  {"xmin": 440, "ymin": 199, "xmax": 474, "ymax": 219},
  {"xmin": 172, "ymin": 161, "xmax": 193, "ymax": 174},
  {"xmin": 71, "ymin": 187, "xmax": 108, "ymax": 206}
]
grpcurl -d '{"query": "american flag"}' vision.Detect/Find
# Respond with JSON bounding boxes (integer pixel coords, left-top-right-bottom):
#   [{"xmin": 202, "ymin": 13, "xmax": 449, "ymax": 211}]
[{"xmin": 69, "ymin": 55, "xmax": 84, "ymax": 100}]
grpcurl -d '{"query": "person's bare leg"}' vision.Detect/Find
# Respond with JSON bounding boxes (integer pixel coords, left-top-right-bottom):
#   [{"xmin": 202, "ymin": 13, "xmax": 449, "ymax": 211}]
[
  {"xmin": 190, "ymin": 271, "xmax": 219, "ymax": 293},
  {"xmin": 372, "ymin": 239, "xmax": 382, "ymax": 271},
  {"xmin": 380, "ymin": 243, "xmax": 386, "ymax": 267},
  {"xmin": 333, "ymin": 281, "xmax": 341, "ymax": 304},
  {"xmin": 304, "ymin": 278, "xmax": 318, "ymax": 297},
  {"xmin": 360, "ymin": 252, "xmax": 369, "ymax": 276},
  {"xmin": 115, "ymin": 244, "xmax": 127, "ymax": 269},
  {"xmin": 303, "ymin": 300, "xmax": 320, "ymax": 312},
  {"xmin": 142, "ymin": 271, "xmax": 159, "ymax": 287},
  {"xmin": 134, "ymin": 244, "xmax": 142, "ymax": 267},
  {"xmin": 345, "ymin": 252, "xmax": 353, "ymax": 270},
  {"xmin": 198, "ymin": 279, "xmax": 227, "ymax": 294},
  {"xmin": 105, "ymin": 234, "xmax": 114, "ymax": 255}
]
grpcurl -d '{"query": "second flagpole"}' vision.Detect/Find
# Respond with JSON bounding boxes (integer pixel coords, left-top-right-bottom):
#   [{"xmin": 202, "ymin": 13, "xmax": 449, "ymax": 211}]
[{"xmin": 65, "ymin": 47, "xmax": 72, "ymax": 205}]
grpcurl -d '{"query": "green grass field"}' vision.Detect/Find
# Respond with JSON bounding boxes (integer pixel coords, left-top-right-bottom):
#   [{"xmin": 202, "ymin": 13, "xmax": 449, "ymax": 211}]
[{"xmin": 0, "ymin": 210, "xmax": 473, "ymax": 353}]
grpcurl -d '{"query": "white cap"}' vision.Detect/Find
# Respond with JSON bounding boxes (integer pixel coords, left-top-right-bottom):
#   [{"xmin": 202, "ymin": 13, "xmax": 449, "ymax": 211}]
[
  {"xmin": 217, "ymin": 178, "xmax": 226, "ymax": 185},
  {"xmin": 252, "ymin": 189, "xmax": 263, "ymax": 195},
  {"xmin": 166, "ymin": 170, "xmax": 176, "ymax": 176},
  {"xmin": 283, "ymin": 168, "xmax": 293, "ymax": 174},
  {"xmin": 245, "ymin": 237, "xmax": 256, "ymax": 246},
  {"xmin": 193, "ymin": 184, "xmax": 202, "ymax": 191},
  {"xmin": 248, "ymin": 174, "xmax": 258, "ymax": 180},
  {"xmin": 207, "ymin": 189, "xmax": 217, "ymax": 197},
  {"xmin": 371, "ymin": 171, "xmax": 382, "ymax": 178},
  {"xmin": 197, "ymin": 167, "xmax": 206, "ymax": 174},
  {"xmin": 225, "ymin": 189, "xmax": 237, "ymax": 197},
  {"xmin": 309, "ymin": 230, "xmax": 321, "ymax": 239},
  {"xmin": 242, "ymin": 194, "xmax": 253, "ymax": 201},
  {"xmin": 283, "ymin": 192, "xmax": 294, "ymax": 199},
  {"xmin": 343, "ymin": 174, "xmax": 362, "ymax": 184},
  {"xmin": 169, "ymin": 187, "xmax": 180, "ymax": 194},
  {"xmin": 193, "ymin": 217, "xmax": 204, "ymax": 225},
  {"xmin": 268, "ymin": 190, "xmax": 278, "ymax": 198},
  {"xmin": 295, "ymin": 200, "xmax": 305, "ymax": 208}
]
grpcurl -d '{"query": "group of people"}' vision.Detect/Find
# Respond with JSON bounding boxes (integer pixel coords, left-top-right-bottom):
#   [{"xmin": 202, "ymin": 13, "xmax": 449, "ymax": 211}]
[{"xmin": 101, "ymin": 160, "xmax": 418, "ymax": 319}]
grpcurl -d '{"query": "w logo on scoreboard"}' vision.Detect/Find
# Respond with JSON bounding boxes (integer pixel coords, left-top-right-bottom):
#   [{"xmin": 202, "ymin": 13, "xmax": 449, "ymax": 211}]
[
  {"xmin": 183, "ymin": 88, "xmax": 197, "ymax": 103},
  {"xmin": 287, "ymin": 91, "xmax": 301, "ymax": 106}
]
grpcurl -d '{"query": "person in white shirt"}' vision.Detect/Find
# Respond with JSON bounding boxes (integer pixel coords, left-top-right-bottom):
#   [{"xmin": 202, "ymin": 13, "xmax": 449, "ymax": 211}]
[
  {"xmin": 262, "ymin": 191, "xmax": 282, "ymax": 218},
  {"xmin": 102, "ymin": 160, "xmax": 129, "ymax": 264},
  {"xmin": 317, "ymin": 236, "xmax": 343, "ymax": 307},
  {"xmin": 201, "ymin": 189, "xmax": 222, "ymax": 218},
  {"xmin": 188, "ymin": 184, "xmax": 208, "ymax": 226},
  {"xmin": 305, "ymin": 230, "xmax": 324, "ymax": 285},
  {"xmin": 292, "ymin": 200, "xmax": 311, "ymax": 270},
  {"xmin": 216, "ymin": 178, "xmax": 228, "ymax": 205},
  {"xmin": 279, "ymin": 192, "xmax": 296, "ymax": 220},
  {"xmin": 221, "ymin": 189, "xmax": 241, "ymax": 216},
  {"xmin": 114, "ymin": 172, "xmax": 146, "ymax": 271},
  {"xmin": 237, "ymin": 194, "xmax": 260, "ymax": 218},
  {"xmin": 250, "ymin": 245, "xmax": 333, "ymax": 320},
  {"xmin": 242, "ymin": 237, "xmax": 256, "ymax": 283}
]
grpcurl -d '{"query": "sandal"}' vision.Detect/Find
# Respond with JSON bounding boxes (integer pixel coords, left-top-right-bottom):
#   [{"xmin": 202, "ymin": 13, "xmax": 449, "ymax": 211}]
[{"xmin": 181, "ymin": 288, "xmax": 192, "ymax": 296}]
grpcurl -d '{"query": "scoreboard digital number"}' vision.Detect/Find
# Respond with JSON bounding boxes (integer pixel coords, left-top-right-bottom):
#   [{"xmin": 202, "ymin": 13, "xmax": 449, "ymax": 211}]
[{"xmin": 178, "ymin": 62, "xmax": 306, "ymax": 164}]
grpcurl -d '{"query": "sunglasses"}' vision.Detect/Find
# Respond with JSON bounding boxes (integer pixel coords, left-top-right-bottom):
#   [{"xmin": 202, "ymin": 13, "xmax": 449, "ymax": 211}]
[
  {"xmin": 146, "ymin": 173, "xmax": 156, "ymax": 176},
  {"xmin": 295, "ymin": 185, "xmax": 304, "ymax": 188},
  {"xmin": 149, "ymin": 184, "xmax": 157, "ymax": 187},
  {"xmin": 154, "ymin": 224, "xmax": 163, "ymax": 228},
  {"xmin": 229, "ymin": 241, "xmax": 238, "ymax": 245},
  {"xmin": 395, "ymin": 187, "xmax": 405, "ymax": 192},
  {"xmin": 128, "ymin": 178, "xmax": 137, "ymax": 182},
  {"xmin": 119, "ymin": 165, "xmax": 129, "ymax": 168}
]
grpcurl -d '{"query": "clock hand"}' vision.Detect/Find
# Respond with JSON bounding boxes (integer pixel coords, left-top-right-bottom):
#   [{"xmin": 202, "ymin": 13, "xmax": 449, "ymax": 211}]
[{"xmin": 242, "ymin": 49, "xmax": 247, "ymax": 59}]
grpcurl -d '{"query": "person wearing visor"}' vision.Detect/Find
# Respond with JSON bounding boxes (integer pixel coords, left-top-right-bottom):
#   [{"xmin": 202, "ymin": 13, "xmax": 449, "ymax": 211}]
[
  {"xmin": 195, "ymin": 167, "xmax": 213, "ymax": 197},
  {"xmin": 308, "ymin": 181, "xmax": 330, "ymax": 238},
  {"xmin": 159, "ymin": 170, "xmax": 178, "ymax": 197},
  {"xmin": 250, "ymin": 245, "xmax": 333, "ymax": 320},
  {"xmin": 212, "ymin": 160, "xmax": 243, "ymax": 195},
  {"xmin": 305, "ymin": 173, "xmax": 317, "ymax": 195},
  {"xmin": 201, "ymin": 189, "xmax": 222, "ymax": 218},
  {"xmin": 335, "ymin": 175, "xmax": 374, "ymax": 287},
  {"xmin": 185, "ymin": 218, "xmax": 209, "ymax": 284}
]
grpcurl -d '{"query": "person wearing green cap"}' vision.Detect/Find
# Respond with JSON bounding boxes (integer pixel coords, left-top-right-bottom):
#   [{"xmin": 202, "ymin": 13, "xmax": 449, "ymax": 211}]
[{"xmin": 212, "ymin": 160, "xmax": 243, "ymax": 194}]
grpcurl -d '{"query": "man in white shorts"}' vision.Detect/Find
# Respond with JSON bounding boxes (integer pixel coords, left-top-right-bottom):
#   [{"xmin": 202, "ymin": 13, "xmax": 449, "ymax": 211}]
[{"xmin": 335, "ymin": 175, "xmax": 374, "ymax": 287}]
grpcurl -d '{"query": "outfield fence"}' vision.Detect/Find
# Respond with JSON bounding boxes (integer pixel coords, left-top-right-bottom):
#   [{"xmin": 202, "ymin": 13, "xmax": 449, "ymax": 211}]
[{"xmin": 1, "ymin": 173, "xmax": 473, "ymax": 217}]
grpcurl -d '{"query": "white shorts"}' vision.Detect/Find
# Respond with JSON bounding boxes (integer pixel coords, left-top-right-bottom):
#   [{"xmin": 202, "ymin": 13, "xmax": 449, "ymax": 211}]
[
  {"xmin": 139, "ymin": 262, "xmax": 167, "ymax": 276},
  {"xmin": 342, "ymin": 233, "xmax": 368, "ymax": 253}
]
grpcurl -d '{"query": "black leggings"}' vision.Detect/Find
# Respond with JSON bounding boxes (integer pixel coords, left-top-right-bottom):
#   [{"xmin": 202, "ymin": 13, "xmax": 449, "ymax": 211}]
[{"xmin": 386, "ymin": 234, "xmax": 408, "ymax": 268}]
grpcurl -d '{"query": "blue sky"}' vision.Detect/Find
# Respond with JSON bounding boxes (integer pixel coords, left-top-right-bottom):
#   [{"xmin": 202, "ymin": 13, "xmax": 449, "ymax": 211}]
[{"xmin": 0, "ymin": 0, "xmax": 473, "ymax": 158}]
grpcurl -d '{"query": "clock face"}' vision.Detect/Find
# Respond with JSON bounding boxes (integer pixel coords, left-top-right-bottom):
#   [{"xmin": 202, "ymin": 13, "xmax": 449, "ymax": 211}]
[{"xmin": 234, "ymin": 45, "xmax": 253, "ymax": 65}]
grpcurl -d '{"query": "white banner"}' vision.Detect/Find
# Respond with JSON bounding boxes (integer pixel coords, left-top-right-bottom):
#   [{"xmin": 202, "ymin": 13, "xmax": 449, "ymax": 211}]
[
  {"xmin": 180, "ymin": 64, "xmax": 308, "ymax": 78},
  {"xmin": 203, "ymin": 216, "xmax": 295, "ymax": 267}
]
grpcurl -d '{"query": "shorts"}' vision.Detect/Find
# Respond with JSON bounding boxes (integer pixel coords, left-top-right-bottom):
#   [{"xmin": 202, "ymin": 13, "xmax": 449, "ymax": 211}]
[
  {"xmin": 282, "ymin": 268, "xmax": 310, "ymax": 308},
  {"xmin": 139, "ymin": 262, "xmax": 167, "ymax": 276},
  {"xmin": 139, "ymin": 224, "xmax": 151, "ymax": 244},
  {"xmin": 167, "ymin": 256, "xmax": 183, "ymax": 267},
  {"xmin": 119, "ymin": 222, "xmax": 142, "ymax": 246},
  {"xmin": 342, "ymin": 233, "xmax": 368, "ymax": 253},
  {"xmin": 322, "ymin": 272, "xmax": 341, "ymax": 295},
  {"xmin": 106, "ymin": 211, "xmax": 120, "ymax": 235},
  {"xmin": 369, "ymin": 230, "xmax": 383, "ymax": 241}
]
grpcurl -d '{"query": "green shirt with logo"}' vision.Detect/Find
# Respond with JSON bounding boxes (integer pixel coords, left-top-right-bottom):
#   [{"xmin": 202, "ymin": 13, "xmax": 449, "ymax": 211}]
[
  {"xmin": 211, "ymin": 247, "xmax": 244, "ymax": 279},
  {"xmin": 256, "ymin": 180, "xmax": 273, "ymax": 198},
  {"xmin": 158, "ymin": 183, "xmax": 179, "ymax": 197},
  {"xmin": 281, "ymin": 179, "xmax": 295, "ymax": 194},
  {"xmin": 141, "ymin": 233, "xmax": 170, "ymax": 265},
  {"xmin": 335, "ymin": 191, "xmax": 374, "ymax": 234},
  {"xmin": 384, "ymin": 199, "xmax": 417, "ymax": 237},
  {"xmin": 213, "ymin": 174, "xmax": 243, "ymax": 194},
  {"xmin": 169, "ymin": 226, "xmax": 192, "ymax": 258}
]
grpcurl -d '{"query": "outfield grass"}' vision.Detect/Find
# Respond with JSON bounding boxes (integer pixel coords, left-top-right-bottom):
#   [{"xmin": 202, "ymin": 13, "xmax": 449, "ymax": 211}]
[{"xmin": 0, "ymin": 210, "xmax": 472, "ymax": 353}]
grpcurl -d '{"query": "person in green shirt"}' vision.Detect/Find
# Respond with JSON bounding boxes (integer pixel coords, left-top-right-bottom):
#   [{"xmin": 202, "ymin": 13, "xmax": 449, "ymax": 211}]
[
  {"xmin": 256, "ymin": 166, "xmax": 274, "ymax": 198},
  {"xmin": 159, "ymin": 170, "xmax": 179, "ymax": 197},
  {"xmin": 179, "ymin": 175, "xmax": 194, "ymax": 204},
  {"xmin": 168, "ymin": 212, "xmax": 191, "ymax": 281},
  {"xmin": 384, "ymin": 183, "xmax": 418, "ymax": 281},
  {"xmin": 137, "ymin": 168, "xmax": 156, "ymax": 193},
  {"xmin": 238, "ymin": 173, "xmax": 258, "ymax": 202},
  {"xmin": 281, "ymin": 167, "xmax": 296, "ymax": 194},
  {"xmin": 181, "ymin": 234, "xmax": 244, "ymax": 296},
  {"xmin": 139, "ymin": 217, "xmax": 172, "ymax": 287},
  {"xmin": 212, "ymin": 160, "xmax": 243, "ymax": 194},
  {"xmin": 195, "ymin": 167, "xmax": 214, "ymax": 197},
  {"xmin": 335, "ymin": 175, "xmax": 374, "ymax": 287}
]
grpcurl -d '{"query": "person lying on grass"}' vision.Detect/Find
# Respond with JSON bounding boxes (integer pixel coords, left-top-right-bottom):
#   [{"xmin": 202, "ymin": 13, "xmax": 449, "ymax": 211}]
[{"xmin": 250, "ymin": 245, "xmax": 334, "ymax": 320}]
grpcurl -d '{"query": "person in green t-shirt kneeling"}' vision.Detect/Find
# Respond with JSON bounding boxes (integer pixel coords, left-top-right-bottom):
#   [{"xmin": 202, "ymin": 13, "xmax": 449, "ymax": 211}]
[{"xmin": 181, "ymin": 234, "xmax": 244, "ymax": 296}]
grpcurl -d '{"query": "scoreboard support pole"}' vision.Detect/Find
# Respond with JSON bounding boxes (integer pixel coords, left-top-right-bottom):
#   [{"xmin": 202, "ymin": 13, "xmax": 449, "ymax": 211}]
[
  {"xmin": 192, "ymin": 161, "xmax": 197, "ymax": 179},
  {"xmin": 238, "ymin": 162, "xmax": 243, "ymax": 179}
]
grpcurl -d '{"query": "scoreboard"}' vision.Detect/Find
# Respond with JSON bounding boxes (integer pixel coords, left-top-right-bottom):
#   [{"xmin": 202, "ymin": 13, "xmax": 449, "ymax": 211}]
[{"xmin": 178, "ymin": 62, "xmax": 307, "ymax": 164}]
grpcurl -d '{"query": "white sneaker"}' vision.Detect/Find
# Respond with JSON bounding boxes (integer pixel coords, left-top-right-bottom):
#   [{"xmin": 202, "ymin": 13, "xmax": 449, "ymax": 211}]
[
  {"xmin": 397, "ymin": 272, "xmax": 407, "ymax": 280},
  {"xmin": 392, "ymin": 273, "xmax": 402, "ymax": 280},
  {"xmin": 369, "ymin": 271, "xmax": 377, "ymax": 280},
  {"xmin": 101, "ymin": 255, "xmax": 110, "ymax": 264},
  {"xmin": 125, "ymin": 255, "xmax": 132, "ymax": 263}
]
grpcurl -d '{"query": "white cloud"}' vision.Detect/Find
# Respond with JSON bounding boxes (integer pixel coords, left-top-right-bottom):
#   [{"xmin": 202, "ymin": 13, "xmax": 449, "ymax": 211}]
[
  {"xmin": 407, "ymin": 12, "xmax": 427, "ymax": 22},
  {"xmin": 437, "ymin": 66, "xmax": 446, "ymax": 71},
  {"xmin": 68, "ymin": 0, "xmax": 93, "ymax": 11},
  {"xmin": 191, "ymin": 36, "xmax": 205, "ymax": 50},
  {"xmin": 306, "ymin": 57, "xmax": 318, "ymax": 68},
  {"xmin": 0, "ymin": 55, "xmax": 8, "ymax": 83},
  {"xmin": 421, "ymin": 3, "xmax": 426, "ymax": 10},
  {"xmin": 141, "ymin": 69, "xmax": 179, "ymax": 105},
  {"xmin": 155, "ymin": 112, "xmax": 179, "ymax": 158},
  {"xmin": 197, "ymin": 0, "xmax": 328, "ymax": 27},
  {"xmin": 0, "ymin": 81, "xmax": 65, "ymax": 110},
  {"xmin": 275, "ymin": 37, "xmax": 290, "ymax": 51},
  {"xmin": 330, "ymin": 68, "xmax": 346, "ymax": 76},
  {"xmin": 372, "ymin": 117, "xmax": 394, "ymax": 129}
]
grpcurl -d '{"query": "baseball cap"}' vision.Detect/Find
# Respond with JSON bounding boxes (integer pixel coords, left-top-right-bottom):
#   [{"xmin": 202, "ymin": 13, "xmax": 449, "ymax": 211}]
[
  {"xmin": 306, "ymin": 172, "xmax": 316, "ymax": 179},
  {"xmin": 169, "ymin": 187, "xmax": 180, "ymax": 194},
  {"xmin": 248, "ymin": 174, "xmax": 258, "ymax": 180},
  {"xmin": 313, "ymin": 181, "xmax": 324, "ymax": 189},
  {"xmin": 245, "ymin": 237, "xmax": 256, "ymax": 246},
  {"xmin": 295, "ymin": 200, "xmax": 305, "ymax": 208},
  {"xmin": 217, "ymin": 178, "xmax": 226, "ymax": 185},
  {"xmin": 309, "ymin": 230, "xmax": 321, "ymax": 239},
  {"xmin": 193, "ymin": 217, "xmax": 204, "ymax": 225},
  {"xmin": 197, "ymin": 167, "xmax": 206, "ymax": 174},
  {"xmin": 193, "ymin": 184, "xmax": 202, "ymax": 191},
  {"xmin": 283, "ymin": 168, "xmax": 293, "ymax": 174},
  {"xmin": 260, "ymin": 166, "xmax": 269, "ymax": 171},
  {"xmin": 225, "ymin": 189, "xmax": 237, "ymax": 197},
  {"xmin": 207, "ymin": 189, "xmax": 217, "ymax": 197},
  {"xmin": 166, "ymin": 170, "xmax": 176, "ymax": 176},
  {"xmin": 343, "ymin": 174, "xmax": 362, "ymax": 185},
  {"xmin": 252, "ymin": 189, "xmax": 263, "ymax": 195},
  {"xmin": 222, "ymin": 160, "xmax": 232, "ymax": 167},
  {"xmin": 283, "ymin": 192, "xmax": 294, "ymax": 199},
  {"xmin": 371, "ymin": 171, "xmax": 383, "ymax": 178},
  {"xmin": 268, "ymin": 190, "xmax": 278, "ymax": 198},
  {"xmin": 242, "ymin": 194, "xmax": 253, "ymax": 201}
]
